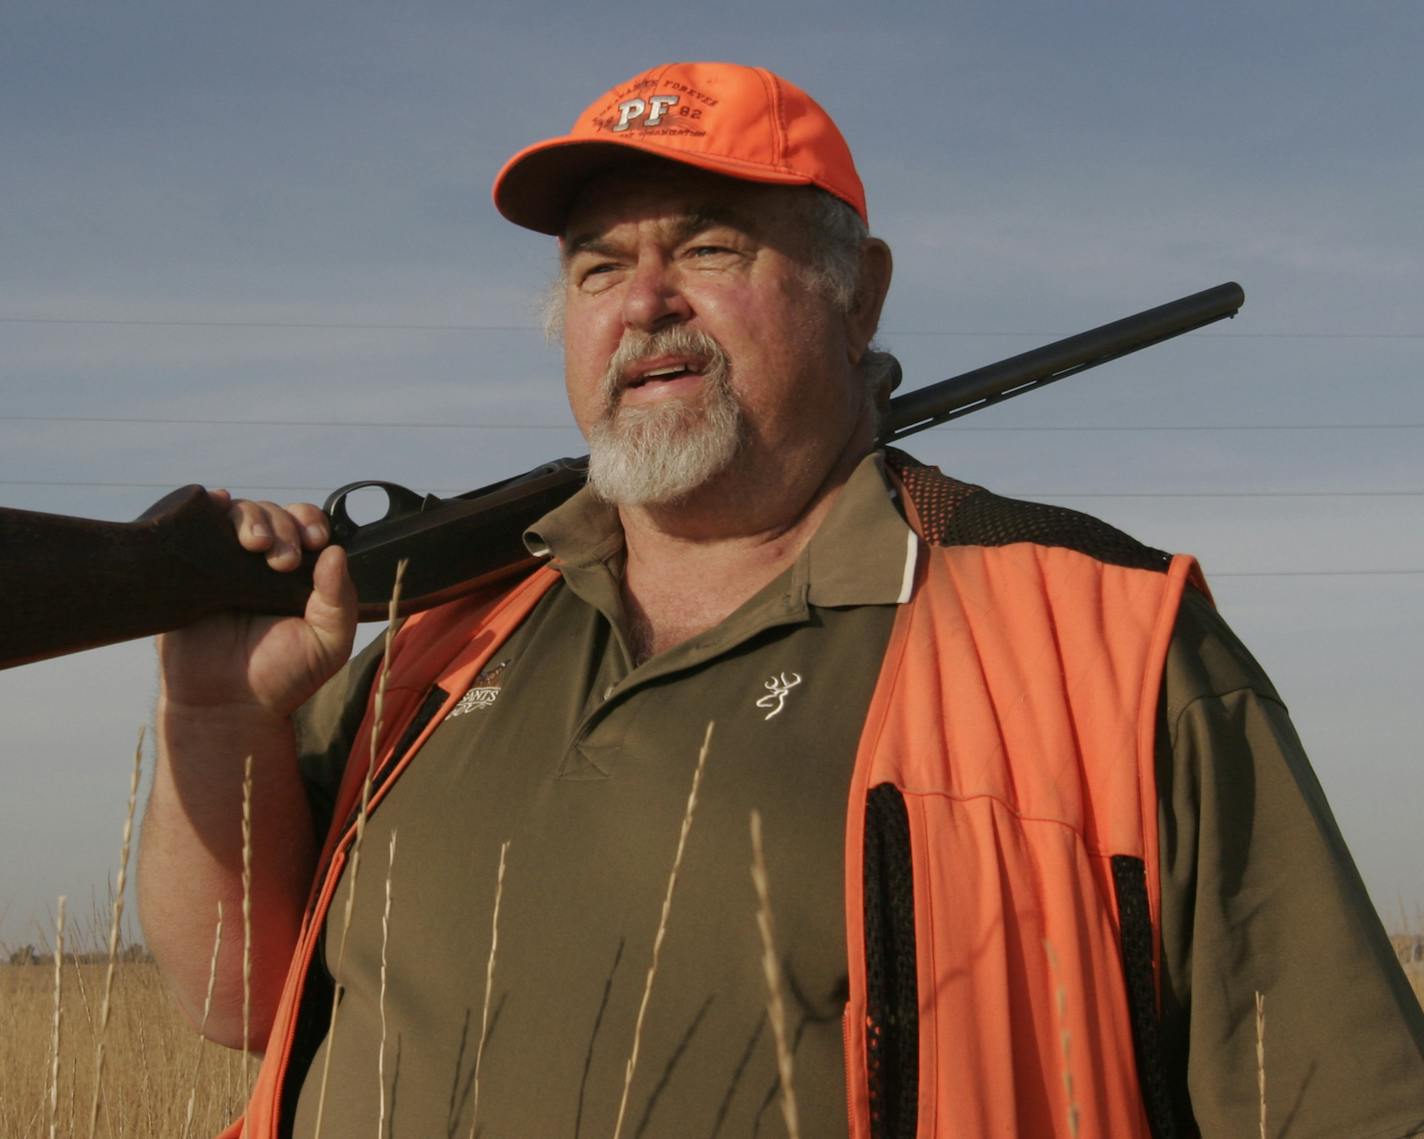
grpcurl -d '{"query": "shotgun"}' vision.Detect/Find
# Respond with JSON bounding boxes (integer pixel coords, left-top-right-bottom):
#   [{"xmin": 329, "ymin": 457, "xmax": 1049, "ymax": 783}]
[{"xmin": 0, "ymin": 281, "xmax": 1244, "ymax": 670}]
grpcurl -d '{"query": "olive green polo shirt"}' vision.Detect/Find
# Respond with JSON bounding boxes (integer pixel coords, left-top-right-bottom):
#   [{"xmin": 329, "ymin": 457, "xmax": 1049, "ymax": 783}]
[
  {"xmin": 290, "ymin": 452, "xmax": 1424, "ymax": 1138},
  {"xmin": 290, "ymin": 453, "xmax": 909, "ymax": 1139},
  {"xmin": 1157, "ymin": 592, "xmax": 1424, "ymax": 1136}
]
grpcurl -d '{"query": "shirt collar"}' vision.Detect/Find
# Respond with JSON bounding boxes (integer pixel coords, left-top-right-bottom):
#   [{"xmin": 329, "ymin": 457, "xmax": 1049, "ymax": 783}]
[{"xmin": 524, "ymin": 450, "xmax": 918, "ymax": 609}]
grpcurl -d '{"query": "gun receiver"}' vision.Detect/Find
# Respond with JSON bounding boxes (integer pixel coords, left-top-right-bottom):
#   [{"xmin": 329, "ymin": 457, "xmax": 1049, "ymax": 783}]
[{"xmin": 0, "ymin": 281, "xmax": 1243, "ymax": 669}]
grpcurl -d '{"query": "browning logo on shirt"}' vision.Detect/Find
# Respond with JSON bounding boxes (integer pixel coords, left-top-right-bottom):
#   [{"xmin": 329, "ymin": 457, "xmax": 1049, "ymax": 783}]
[
  {"xmin": 448, "ymin": 660, "xmax": 511, "ymax": 717},
  {"xmin": 756, "ymin": 671, "xmax": 803, "ymax": 720}
]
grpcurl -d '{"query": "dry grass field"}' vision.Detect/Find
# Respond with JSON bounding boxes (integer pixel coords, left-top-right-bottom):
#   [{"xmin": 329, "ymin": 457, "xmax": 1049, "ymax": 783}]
[
  {"xmin": 0, "ymin": 955, "xmax": 253, "ymax": 1139},
  {"xmin": 0, "ymin": 937, "xmax": 1419, "ymax": 1139},
  {"xmin": 2, "ymin": 720, "xmax": 1417, "ymax": 1138}
]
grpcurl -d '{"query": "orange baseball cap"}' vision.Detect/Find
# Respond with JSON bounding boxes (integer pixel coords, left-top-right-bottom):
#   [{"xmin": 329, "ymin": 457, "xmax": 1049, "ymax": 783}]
[{"xmin": 491, "ymin": 61, "xmax": 867, "ymax": 235}]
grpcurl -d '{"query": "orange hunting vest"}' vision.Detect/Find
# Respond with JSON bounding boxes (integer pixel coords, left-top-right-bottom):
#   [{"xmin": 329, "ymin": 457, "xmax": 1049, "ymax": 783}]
[{"xmin": 221, "ymin": 454, "xmax": 1200, "ymax": 1139}]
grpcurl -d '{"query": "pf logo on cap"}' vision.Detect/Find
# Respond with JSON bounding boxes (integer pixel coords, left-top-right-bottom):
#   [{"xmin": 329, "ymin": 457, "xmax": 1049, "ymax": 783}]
[{"xmin": 613, "ymin": 94, "xmax": 680, "ymax": 132}]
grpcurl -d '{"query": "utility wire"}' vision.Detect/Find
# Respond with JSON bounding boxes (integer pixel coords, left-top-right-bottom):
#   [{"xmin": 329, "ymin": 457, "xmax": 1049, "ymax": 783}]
[
  {"xmin": 1208, "ymin": 570, "xmax": 1424, "ymax": 578},
  {"xmin": 0, "ymin": 316, "xmax": 537, "ymax": 332},
  {"xmin": 3, "ymin": 478, "xmax": 1422, "ymax": 500},
  {"xmin": 0, "ymin": 414, "xmax": 582, "ymax": 431},
  {"xmin": 1, "ymin": 413, "xmax": 1421, "ymax": 433},
  {"xmin": 1016, "ymin": 491, "xmax": 1424, "ymax": 499},
  {"xmin": 1, "ymin": 314, "xmax": 1420, "ymax": 339}
]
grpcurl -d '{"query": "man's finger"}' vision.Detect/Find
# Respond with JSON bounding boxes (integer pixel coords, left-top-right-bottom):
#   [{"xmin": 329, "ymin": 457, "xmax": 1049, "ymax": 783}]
[
  {"xmin": 308, "ymin": 546, "xmax": 358, "ymax": 630},
  {"xmin": 286, "ymin": 502, "xmax": 332, "ymax": 551},
  {"xmin": 228, "ymin": 499, "xmax": 276, "ymax": 551}
]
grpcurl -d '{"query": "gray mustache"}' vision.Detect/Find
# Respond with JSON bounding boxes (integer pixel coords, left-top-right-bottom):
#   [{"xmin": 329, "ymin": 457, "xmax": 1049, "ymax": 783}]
[{"xmin": 602, "ymin": 328, "xmax": 730, "ymax": 400}]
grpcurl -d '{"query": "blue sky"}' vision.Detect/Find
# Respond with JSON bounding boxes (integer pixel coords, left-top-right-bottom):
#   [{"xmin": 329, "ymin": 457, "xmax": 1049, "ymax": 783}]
[{"xmin": 2, "ymin": 3, "xmax": 1421, "ymax": 945}]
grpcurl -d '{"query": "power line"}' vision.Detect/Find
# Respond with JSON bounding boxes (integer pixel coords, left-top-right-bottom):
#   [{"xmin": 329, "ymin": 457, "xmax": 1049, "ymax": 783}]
[
  {"xmin": 3, "ymin": 479, "xmax": 1422, "ymax": 500},
  {"xmin": 1, "ymin": 413, "xmax": 1421, "ymax": 433},
  {"xmin": 0, "ymin": 316, "xmax": 538, "ymax": 333},
  {"xmin": 1013, "ymin": 490, "xmax": 1424, "ymax": 499},
  {"xmin": 0, "ymin": 414, "xmax": 579, "ymax": 431},
  {"xmin": 891, "ymin": 331, "xmax": 1424, "ymax": 341},
  {"xmin": 1, "ymin": 314, "xmax": 1420, "ymax": 339},
  {"xmin": 1209, "ymin": 569, "xmax": 1424, "ymax": 578},
  {"xmin": 934, "ymin": 424, "xmax": 1424, "ymax": 433}
]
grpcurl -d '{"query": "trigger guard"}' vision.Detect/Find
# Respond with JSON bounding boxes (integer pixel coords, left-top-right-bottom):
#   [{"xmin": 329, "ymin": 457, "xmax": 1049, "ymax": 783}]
[{"xmin": 323, "ymin": 480, "xmax": 430, "ymax": 544}]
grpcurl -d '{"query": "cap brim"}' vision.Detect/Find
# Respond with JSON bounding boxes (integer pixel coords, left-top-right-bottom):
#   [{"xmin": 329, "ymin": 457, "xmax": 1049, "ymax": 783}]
[{"xmin": 492, "ymin": 136, "xmax": 816, "ymax": 236}]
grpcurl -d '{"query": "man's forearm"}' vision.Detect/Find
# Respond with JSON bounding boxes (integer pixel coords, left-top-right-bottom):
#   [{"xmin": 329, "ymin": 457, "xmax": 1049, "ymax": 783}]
[{"xmin": 140, "ymin": 698, "xmax": 318, "ymax": 1049}]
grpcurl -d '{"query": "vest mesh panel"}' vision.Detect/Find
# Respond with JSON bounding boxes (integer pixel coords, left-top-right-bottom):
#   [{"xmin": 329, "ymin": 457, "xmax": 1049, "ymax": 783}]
[
  {"xmin": 864, "ymin": 784, "xmax": 918, "ymax": 1139},
  {"xmin": 886, "ymin": 447, "xmax": 1172, "ymax": 570},
  {"xmin": 1113, "ymin": 855, "xmax": 1179, "ymax": 1139}
]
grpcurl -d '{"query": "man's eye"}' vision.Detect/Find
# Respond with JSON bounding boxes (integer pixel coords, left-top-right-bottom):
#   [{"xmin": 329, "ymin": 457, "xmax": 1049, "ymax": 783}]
[
  {"xmin": 683, "ymin": 244, "xmax": 746, "ymax": 266},
  {"xmin": 577, "ymin": 262, "xmax": 621, "ymax": 287}
]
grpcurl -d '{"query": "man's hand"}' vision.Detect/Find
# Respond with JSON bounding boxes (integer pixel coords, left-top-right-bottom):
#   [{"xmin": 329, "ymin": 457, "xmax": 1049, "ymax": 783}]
[
  {"xmin": 144, "ymin": 491, "xmax": 353, "ymax": 1044},
  {"xmin": 157, "ymin": 491, "xmax": 358, "ymax": 718}
]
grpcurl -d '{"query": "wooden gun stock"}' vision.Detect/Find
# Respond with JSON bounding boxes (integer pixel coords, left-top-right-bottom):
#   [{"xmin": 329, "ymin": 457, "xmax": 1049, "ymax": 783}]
[
  {"xmin": 0, "ymin": 486, "xmax": 312, "ymax": 668},
  {"xmin": 0, "ymin": 281, "xmax": 1244, "ymax": 670}
]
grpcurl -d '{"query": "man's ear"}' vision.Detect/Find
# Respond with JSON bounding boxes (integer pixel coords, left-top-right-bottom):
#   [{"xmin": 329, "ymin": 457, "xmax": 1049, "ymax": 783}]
[{"xmin": 846, "ymin": 239, "xmax": 893, "ymax": 364}]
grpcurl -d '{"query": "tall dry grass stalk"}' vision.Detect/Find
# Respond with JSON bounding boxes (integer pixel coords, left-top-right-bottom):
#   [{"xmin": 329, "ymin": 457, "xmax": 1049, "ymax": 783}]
[
  {"xmin": 312, "ymin": 557, "xmax": 407, "ymax": 1139},
  {"xmin": 242, "ymin": 752, "xmax": 254, "ymax": 1069},
  {"xmin": 182, "ymin": 902, "xmax": 226, "ymax": 1139},
  {"xmin": 749, "ymin": 809, "xmax": 801, "ymax": 1139},
  {"xmin": 86, "ymin": 728, "xmax": 144, "ymax": 1139},
  {"xmin": 469, "ymin": 838, "xmax": 510, "ymax": 1139},
  {"xmin": 1256, "ymin": 990, "xmax": 1267, "ymax": 1139},
  {"xmin": 1043, "ymin": 939, "xmax": 1081, "ymax": 1139},
  {"xmin": 611, "ymin": 720, "xmax": 715, "ymax": 1139},
  {"xmin": 49, "ymin": 895, "xmax": 67, "ymax": 1139},
  {"xmin": 377, "ymin": 829, "xmax": 398, "ymax": 1139}
]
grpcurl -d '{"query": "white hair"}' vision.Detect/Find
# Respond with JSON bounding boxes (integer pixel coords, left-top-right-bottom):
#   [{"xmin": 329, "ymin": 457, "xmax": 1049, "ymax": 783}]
[
  {"xmin": 792, "ymin": 192, "xmax": 899, "ymax": 421},
  {"xmin": 794, "ymin": 188, "xmax": 869, "ymax": 312}
]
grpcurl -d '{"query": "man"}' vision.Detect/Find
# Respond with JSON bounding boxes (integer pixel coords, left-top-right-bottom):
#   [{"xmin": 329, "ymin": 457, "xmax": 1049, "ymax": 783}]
[{"xmin": 139, "ymin": 62, "xmax": 1424, "ymax": 1138}]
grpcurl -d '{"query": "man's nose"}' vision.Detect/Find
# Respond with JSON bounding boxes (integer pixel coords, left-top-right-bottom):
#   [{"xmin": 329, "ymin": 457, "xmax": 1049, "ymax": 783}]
[{"xmin": 620, "ymin": 256, "xmax": 691, "ymax": 332}]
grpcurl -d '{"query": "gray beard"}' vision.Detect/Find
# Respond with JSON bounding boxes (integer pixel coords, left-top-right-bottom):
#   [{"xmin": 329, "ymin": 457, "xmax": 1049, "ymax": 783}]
[{"xmin": 585, "ymin": 330, "xmax": 744, "ymax": 506}]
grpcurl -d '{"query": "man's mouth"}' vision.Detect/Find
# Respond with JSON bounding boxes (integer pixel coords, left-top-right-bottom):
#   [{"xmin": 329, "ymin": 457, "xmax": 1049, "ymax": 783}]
[
  {"xmin": 623, "ymin": 358, "xmax": 705, "ymax": 391},
  {"xmin": 598, "ymin": 328, "xmax": 728, "ymax": 415}
]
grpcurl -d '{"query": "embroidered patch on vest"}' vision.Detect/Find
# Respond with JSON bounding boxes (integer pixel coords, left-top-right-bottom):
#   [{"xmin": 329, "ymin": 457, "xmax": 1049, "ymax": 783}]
[{"xmin": 447, "ymin": 659, "xmax": 510, "ymax": 717}]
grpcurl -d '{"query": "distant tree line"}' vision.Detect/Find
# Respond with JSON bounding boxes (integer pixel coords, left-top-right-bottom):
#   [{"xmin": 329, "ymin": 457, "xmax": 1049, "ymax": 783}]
[{"xmin": 5, "ymin": 943, "xmax": 154, "ymax": 966}]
